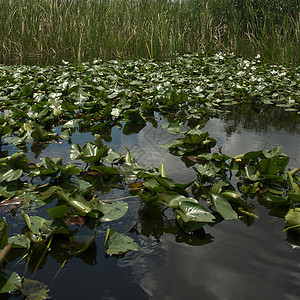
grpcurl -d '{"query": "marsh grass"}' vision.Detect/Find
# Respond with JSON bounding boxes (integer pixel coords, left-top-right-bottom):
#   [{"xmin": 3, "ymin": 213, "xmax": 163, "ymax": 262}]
[{"xmin": 0, "ymin": 0, "xmax": 299, "ymax": 65}]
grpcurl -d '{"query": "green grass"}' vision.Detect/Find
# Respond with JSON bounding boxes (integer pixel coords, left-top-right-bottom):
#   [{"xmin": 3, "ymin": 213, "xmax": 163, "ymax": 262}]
[{"xmin": 0, "ymin": 0, "xmax": 299, "ymax": 65}]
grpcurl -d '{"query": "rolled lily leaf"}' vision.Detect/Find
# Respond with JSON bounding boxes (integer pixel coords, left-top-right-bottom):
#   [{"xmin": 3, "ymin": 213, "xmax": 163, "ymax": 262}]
[
  {"xmin": 122, "ymin": 109, "xmax": 146, "ymax": 124},
  {"xmin": 159, "ymin": 163, "xmax": 167, "ymax": 178},
  {"xmin": 56, "ymin": 190, "xmax": 92, "ymax": 214}
]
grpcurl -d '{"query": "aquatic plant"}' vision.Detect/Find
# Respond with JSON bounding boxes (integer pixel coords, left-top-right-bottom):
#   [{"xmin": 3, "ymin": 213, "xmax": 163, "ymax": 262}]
[{"xmin": 0, "ymin": 53, "xmax": 299, "ymax": 297}]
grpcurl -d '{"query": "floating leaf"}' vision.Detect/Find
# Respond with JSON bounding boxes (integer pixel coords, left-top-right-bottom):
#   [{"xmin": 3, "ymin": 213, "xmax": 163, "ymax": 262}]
[
  {"xmin": 102, "ymin": 148, "xmax": 122, "ymax": 164},
  {"xmin": 287, "ymin": 192, "xmax": 300, "ymax": 202},
  {"xmin": 31, "ymin": 123, "xmax": 56, "ymax": 141},
  {"xmin": 122, "ymin": 109, "xmax": 146, "ymax": 124},
  {"xmin": 160, "ymin": 192, "xmax": 197, "ymax": 208},
  {"xmin": 177, "ymin": 202, "xmax": 215, "ymax": 223},
  {"xmin": 0, "ymin": 169, "xmax": 23, "ymax": 182},
  {"xmin": 105, "ymin": 227, "xmax": 138, "ymax": 255},
  {"xmin": 70, "ymin": 144, "xmax": 81, "ymax": 160},
  {"xmin": 99, "ymin": 201, "xmax": 128, "ymax": 222},
  {"xmin": 285, "ymin": 208, "xmax": 300, "ymax": 233},
  {"xmin": 0, "ymin": 269, "xmax": 21, "ymax": 294},
  {"xmin": 8, "ymin": 234, "xmax": 29, "ymax": 248},
  {"xmin": 176, "ymin": 215, "xmax": 206, "ymax": 233},
  {"xmin": 47, "ymin": 205, "xmax": 70, "ymax": 219},
  {"xmin": 162, "ymin": 121, "xmax": 182, "ymax": 134},
  {"xmin": 62, "ymin": 119, "xmax": 80, "ymax": 129},
  {"xmin": 21, "ymin": 278, "xmax": 50, "ymax": 299},
  {"xmin": 210, "ymin": 193, "xmax": 238, "ymax": 220}
]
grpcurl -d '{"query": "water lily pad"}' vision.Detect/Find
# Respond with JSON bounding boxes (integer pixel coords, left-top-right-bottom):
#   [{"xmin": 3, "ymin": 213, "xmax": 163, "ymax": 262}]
[
  {"xmin": 0, "ymin": 269, "xmax": 21, "ymax": 294},
  {"xmin": 21, "ymin": 278, "xmax": 50, "ymax": 299},
  {"xmin": 285, "ymin": 208, "xmax": 300, "ymax": 233},
  {"xmin": 160, "ymin": 192, "xmax": 198, "ymax": 208},
  {"xmin": 99, "ymin": 201, "xmax": 128, "ymax": 222},
  {"xmin": 177, "ymin": 202, "xmax": 215, "ymax": 223},
  {"xmin": 210, "ymin": 193, "xmax": 238, "ymax": 220},
  {"xmin": 104, "ymin": 227, "xmax": 138, "ymax": 255},
  {"xmin": 0, "ymin": 169, "xmax": 23, "ymax": 182},
  {"xmin": 47, "ymin": 205, "xmax": 70, "ymax": 219},
  {"xmin": 8, "ymin": 234, "xmax": 29, "ymax": 248}
]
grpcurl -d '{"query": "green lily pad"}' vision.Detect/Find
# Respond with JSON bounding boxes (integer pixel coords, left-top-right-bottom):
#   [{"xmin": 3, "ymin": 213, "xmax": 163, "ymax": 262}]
[
  {"xmin": 0, "ymin": 269, "xmax": 21, "ymax": 294},
  {"xmin": 104, "ymin": 227, "xmax": 138, "ymax": 256},
  {"xmin": 210, "ymin": 193, "xmax": 238, "ymax": 220},
  {"xmin": 21, "ymin": 278, "xmax": 50, "ymax": 299},
  {"xmin": 8, "ymin": 234, "xmax": 29, "ymax": 248},
  {"xmin": 177, "ymin": 202, "xmax": 215, "ymax": 223},
  {"xmin": 160, "ymin": 192, "xmax": 198, "ymax": 208},
  {"xmin": 47, "ymin": 205, "xmax": 70, "ymax": 219},
  {"xmin": 99, "ymin": 201, "xmax": 128, "ymax": 222},
  {"xmin": 285, "ymin": 208, "xmax": 300, "ymax": 233},
  {"xmin": 122, "ymin": 109, "xmax": 146, "ymax": 124}
]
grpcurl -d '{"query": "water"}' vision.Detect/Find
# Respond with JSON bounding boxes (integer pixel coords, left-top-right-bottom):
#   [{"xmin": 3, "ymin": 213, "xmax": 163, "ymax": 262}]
[{"xmin": 2, "ymin": 105, "xmax": 300, "ymax": 300}]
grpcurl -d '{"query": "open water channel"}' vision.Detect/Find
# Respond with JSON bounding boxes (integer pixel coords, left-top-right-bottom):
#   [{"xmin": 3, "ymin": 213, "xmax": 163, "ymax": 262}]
[{"xmin": 2, "ymin": 105, "xmax": 300, "ymax": 300}]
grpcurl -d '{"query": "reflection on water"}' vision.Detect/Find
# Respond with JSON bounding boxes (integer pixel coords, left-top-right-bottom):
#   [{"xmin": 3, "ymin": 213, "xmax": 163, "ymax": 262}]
[
  {"xmin": 218, "ymin": 104, "xmax": 300, "ymax": 135},
  {"xmin": 2, "ymin": 105, "xmax": 300, "ymax": 300},
  {"xmin": 206, "ymin": 106, "xmax": 300, "ymax": 168},
  {"xmin": 114, "ymin": 106, "xmax": 299, "ymax": 300}
]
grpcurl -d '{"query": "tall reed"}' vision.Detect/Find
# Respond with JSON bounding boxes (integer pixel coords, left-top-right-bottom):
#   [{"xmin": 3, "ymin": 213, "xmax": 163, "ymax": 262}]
[{"xmin": 0, "ymin": 0, "xmax": 298, "ymax": 65}]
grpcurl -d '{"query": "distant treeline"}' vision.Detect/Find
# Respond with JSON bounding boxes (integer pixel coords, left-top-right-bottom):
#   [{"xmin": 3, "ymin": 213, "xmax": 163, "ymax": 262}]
[{"xmin": 0, "ymin": 0, "xmax": 299, "ymax": 65}]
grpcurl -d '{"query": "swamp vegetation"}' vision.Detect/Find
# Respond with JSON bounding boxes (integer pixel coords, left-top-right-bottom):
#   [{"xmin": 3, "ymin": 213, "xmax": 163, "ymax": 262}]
[
  {"xmin": 0, "ymin": 0, "xmax": 299, "ymax": 298},
  {"xmin": 0, "ymin": 52, "xmax": 299, "ymax": 298},
  {"xmin": 0, "ymin": 0, "xmax": 299, "ymax": 65}
]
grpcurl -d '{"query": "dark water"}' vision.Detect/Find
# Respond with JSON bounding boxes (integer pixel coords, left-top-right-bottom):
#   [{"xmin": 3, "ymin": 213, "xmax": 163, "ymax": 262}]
[{"xmin": 2, "ymin": 106, "xmax": 300, "ymax": 300}]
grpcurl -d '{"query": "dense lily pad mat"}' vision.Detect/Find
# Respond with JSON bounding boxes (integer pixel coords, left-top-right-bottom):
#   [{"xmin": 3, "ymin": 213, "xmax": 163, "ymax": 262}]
[{"xmin": 0, "ymin": 53, "xmax": 299, "ymax": 298}]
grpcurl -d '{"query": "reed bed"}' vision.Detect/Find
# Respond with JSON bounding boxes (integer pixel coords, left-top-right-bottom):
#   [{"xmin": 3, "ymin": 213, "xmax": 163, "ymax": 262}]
[{"xmin": 0, "ymin": 0, "xmax": 299, "ymax": 65}]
